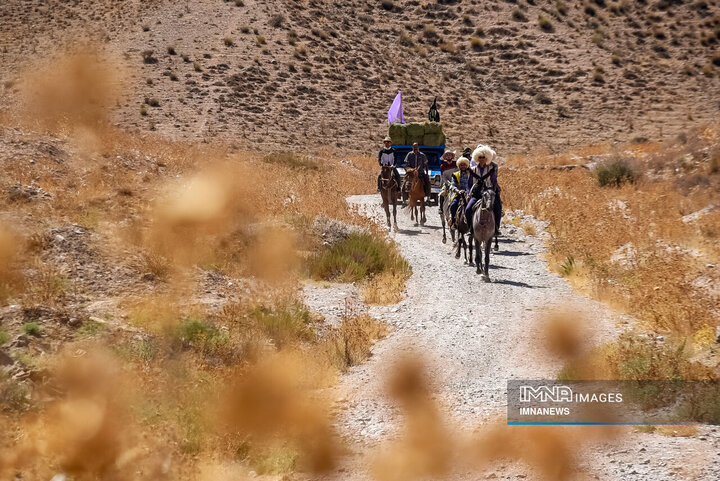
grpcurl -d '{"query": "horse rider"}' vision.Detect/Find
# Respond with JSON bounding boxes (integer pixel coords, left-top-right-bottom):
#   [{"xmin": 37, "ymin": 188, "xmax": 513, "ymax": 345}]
[
  {"xmin": 465, "ymin": 145, "xmax": 503, "ymax": 235},
  {"xmin": 403, "ymin": 142, "xmax": 431, "ymax": 198},
  {"xmin": 440, "ymin": 149, "xmax": 457, "ymax": 174},
  {"xmin": 461, "ymin": 147, "xmax": 473, "ymax": 167},
  {"xmin": 377, "ymin": 136, "xmax": 402, "ymax": 192},
  {"xmin": 448, "ymin": 155, "xmax": 472, "ymax": 226},
  {"xmin": 438, "ymin": 149, "xmax": 456, "ymax": 215}
]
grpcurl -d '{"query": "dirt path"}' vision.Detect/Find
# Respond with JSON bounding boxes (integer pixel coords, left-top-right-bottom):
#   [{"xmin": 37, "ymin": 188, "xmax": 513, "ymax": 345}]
[{"xmin": 304, "ymin": 195, "xmax": 720, "ymax": 481}]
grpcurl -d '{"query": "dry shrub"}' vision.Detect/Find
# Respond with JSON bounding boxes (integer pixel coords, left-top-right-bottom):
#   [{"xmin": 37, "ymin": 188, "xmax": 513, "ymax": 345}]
[
  {"xmin": 539, "ymin": 310, "xmax": 594, "ymax": 360},
  {"xmin": 504, "ymin": 135, "xmax": 719, "ymax": 335},
  {"xmin": 218, "ymin": 350, "xmax": 340, "ymax": 474},
  {"xmin": 0, "ymin": 350, "xmax": 161, "ymax": 481},
  {"xmin": 373, "ymin": 355, "xmax": 454, "ymax": 481},
  {"xmin": 559, "ymin": 331, "xmax": 716, "ymax": 381},
  {"xmin": 0, "ymin": 225, "xmax": 23, "ymax": 302},
  {"xmin": 17, "ymin": 48, "xmax": 126, "ymax": 148},
  {"xmin": 470, "ymin": 424, "xmax": 617, "ymax": 480},
  {"xmin": 363, "ymin": 270, "xmax": 408, "ymax": 305},
  {"xmin": 324, "ymin": 314, "xmax": 389, "ymax": 371}
]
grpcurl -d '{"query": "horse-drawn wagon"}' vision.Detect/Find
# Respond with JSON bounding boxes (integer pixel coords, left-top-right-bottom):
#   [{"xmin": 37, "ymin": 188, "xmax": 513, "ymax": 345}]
[{"xmin": 388, "ymin": 121, "xmax": 447, "ymax": 205}]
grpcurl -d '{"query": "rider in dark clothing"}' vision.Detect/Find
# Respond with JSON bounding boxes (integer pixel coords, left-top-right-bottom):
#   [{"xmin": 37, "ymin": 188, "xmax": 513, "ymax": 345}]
[
  {"xmin": 377, "ymin": 137, "xmax": 402, "ymax": 191},
  {"xmin": 403, "ymin": 143, "xmax": 431, "ymax": 197},
  {"xmin": 465, "ymin": 145, "xmax": 503, "ymax": 235}
]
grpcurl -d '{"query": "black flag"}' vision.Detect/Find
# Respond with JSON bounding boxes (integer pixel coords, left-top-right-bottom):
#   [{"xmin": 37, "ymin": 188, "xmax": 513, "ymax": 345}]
[{"xmin": 428, "ymin": 97, "xmax": 440, "ymax": 122}]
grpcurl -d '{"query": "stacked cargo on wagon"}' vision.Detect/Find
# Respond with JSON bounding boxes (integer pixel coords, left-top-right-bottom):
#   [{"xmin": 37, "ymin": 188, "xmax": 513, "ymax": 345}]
[{"xmin": 388, "ymin": 121, "xmax": 446, "ymax": 204}]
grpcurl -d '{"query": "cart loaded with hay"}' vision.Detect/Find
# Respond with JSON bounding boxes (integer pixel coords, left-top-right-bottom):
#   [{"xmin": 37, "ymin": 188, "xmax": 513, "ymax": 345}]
[{"xmin": 388, "ymin": 121, "xmax": 446, "ymax": 204}]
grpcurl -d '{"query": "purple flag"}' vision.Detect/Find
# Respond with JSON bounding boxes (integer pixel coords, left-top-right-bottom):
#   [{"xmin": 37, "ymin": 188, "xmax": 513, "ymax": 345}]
[{"xmin": 387, "ymin": 91, "xmax": 405, "ymax": 124}]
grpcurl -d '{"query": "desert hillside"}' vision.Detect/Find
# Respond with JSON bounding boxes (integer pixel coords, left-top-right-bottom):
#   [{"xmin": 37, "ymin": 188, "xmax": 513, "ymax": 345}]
[{"xmin": 1, "ymin": 0, "xmax": 719, "ymax": 153}]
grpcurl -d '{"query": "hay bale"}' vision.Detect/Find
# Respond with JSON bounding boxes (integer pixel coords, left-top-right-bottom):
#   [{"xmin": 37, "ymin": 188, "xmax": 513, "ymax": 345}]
[
  {"xmin": 424, "ymin": 121, "xmax": 443, "ymax": 135},
  {"xmin": 423, "ymin": 132, "xmax": 446, "ymax": 147},
  {"xmin": 406, "ymin": 122, "xmax": 425, "ymax": 138},
  {"xmin": 388, "ymin": 122, "xmax": 407, "ymax": 145}
]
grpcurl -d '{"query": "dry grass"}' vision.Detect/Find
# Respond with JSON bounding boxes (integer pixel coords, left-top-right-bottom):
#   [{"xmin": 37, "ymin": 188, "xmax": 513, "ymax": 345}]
[
  {"xmin": 0, "ymin": 50, "xmax": 409, "ymax": 479},
  {"xmin": 504, "ymin": 123, "xmax": 720, "ymax": 336}
]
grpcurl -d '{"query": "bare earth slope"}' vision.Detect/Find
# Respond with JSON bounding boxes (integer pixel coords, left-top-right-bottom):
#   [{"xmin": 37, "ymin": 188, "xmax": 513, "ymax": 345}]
[
  {"xmin": 2, "ymin": 0, "xmax": 720, "ymax": 154},
  {"xmin": 303, "ymin": 195, "xmax": 720, "ymax": 480}
]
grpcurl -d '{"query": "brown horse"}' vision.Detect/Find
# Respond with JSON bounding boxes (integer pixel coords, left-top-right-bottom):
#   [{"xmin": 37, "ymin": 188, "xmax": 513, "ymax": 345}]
[
  {"xmin": 472, "ymin": 186, "xmax": 496, "ymax": 281},
  {"xmin": 379, "ymin": 165, "xmax": 399, "ymax": 232},
  {"xmin": 403, "ymin": 167, "xmax": 426, "ymax": 226}
]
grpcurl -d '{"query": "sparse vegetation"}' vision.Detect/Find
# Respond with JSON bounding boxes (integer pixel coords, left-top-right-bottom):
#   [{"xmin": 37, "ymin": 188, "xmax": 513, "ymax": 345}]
[
  {"xmin": 399, "ymin": 31, "xmax": 414, "ymax": 46},
  {"xmin": 24, "ymin": 322, "xmax": 41, "ymax": 336},
  {"xmin": 142, "ymin": 50, "xmax": 158, "ymax": 64},
  {"xmin": 556, "ymin": 0, "xmax": 568, "ymax": 15},
  {"xmin": 594, "ymin": 159, "xmax": 637, "ymax": 186},
  {"xmin": 223, "ymin": 37, "xmax": 235, "ymax": 47},
  {"xmin": 512, "ymin": 9, "xmax": 528, "ymax": 22},
  {"xmin": 538, "ymin": 14, "xmax": 554, "ymax": 32},
  {"xmin": 167, "ymin": 46, "xmax": 176, "ymax": 55},
  {"xmin": 269, "ymin": 14, "xmax": 284, "ymax": 28},
  {"xmin": 470, "ymin": 36, "xmax": 484, "ymax": 51},
  {"xmin": 262, "ymin": 151, "xmax": 317, "ymax": 170},
  {"xmin": 309, "ymin": 233, "xmax": 410, "ymax": 284}
]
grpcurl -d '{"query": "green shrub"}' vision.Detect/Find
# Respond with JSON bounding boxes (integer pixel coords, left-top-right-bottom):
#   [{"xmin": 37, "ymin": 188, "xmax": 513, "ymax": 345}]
[
  {"xmin": 309, "ymin": 233, "xmax": 410, "ymax": 283},
  {"xmin": 24, "ymin": 322, "xmax": 41, "ymax": 337},
  {"xmin": 595, "ymin": 159, "xmax": 638, "ymax": 187},
  {"xmin": 0, "ymin": 328, "xmax": 9, "ymax": 345},
  {"xmin": 176, "ymin": 318, "xmax": 228, "ymax": 353},
  {"xmin": 250, "ymin": 301, "xmax": 315, "ymax": 347},
  {"xmin": 559, "ymin": 255, "xmax": 575, "ymax": 276}
]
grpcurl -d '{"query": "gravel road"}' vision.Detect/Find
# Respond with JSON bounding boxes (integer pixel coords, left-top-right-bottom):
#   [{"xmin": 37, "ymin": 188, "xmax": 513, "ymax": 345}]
[{"xmin": 304, "ymin": 194, "xmax": 720, "ymax": 481}]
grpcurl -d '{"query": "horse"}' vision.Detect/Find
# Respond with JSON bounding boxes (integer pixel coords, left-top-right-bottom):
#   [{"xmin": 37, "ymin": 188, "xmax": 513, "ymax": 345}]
[
  {"xmin": 403, "ymin": 167, "xmax": 426, "ymax": 226},
  {"xmin": 453, "ymin": 192, "xmax": 474, "ymax": 263},
  {"xmin": 471, "ymin": 185, "xmax": 496, "ymax": 281},
  {"xmin": 379, "ymin": 165, "xmax": 399, "ymax": 232},
  {"xmin": 439, "ymin": 171, "xmax": 457, "ymax": 244}
]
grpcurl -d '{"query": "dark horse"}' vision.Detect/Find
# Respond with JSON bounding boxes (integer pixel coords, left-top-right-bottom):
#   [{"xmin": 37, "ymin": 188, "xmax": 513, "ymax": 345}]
[
  {"xmin": 379, "ymin": 165, "xmax": 399, "ymax": 232},
  {"xmin": 453, "ymin": 192, "xmax": 474, "ymax": 263},
  {"xmin": 471, "ymin": 185, "xmax": 496, "ymax": 281}
]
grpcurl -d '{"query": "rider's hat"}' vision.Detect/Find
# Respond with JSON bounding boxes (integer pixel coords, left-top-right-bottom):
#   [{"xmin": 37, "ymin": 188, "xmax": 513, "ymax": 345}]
[
  {"xmin": 456, "ymin": 157, "xmax": 470, "ymax": 168},
  {"xmin": 443, "ymin": 149, "xmax": 456, "ymax": 158},
  {"xmin": 383, "ymin": 136, "xmax": 392, "ymax": 142},
  {"xmin": 472, "ymin": 145, "xmax": 496, "ymax": 164}
]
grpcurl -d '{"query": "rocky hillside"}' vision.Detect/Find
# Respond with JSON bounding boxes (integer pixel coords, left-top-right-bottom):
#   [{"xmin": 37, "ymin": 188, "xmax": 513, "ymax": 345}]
[{"xmin": 1, "ymin": 0, "xmax": 719, "ymax": 154}]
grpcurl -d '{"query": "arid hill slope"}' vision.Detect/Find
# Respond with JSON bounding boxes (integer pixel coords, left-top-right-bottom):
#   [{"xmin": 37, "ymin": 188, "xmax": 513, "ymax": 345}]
[{"xmin": 1, "ymin": 0, "xmax": 719, "ymax": 154}]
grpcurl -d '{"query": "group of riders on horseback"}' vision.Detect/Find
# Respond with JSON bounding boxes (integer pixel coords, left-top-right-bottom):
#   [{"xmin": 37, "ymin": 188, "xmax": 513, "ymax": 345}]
[{"xmin": 376, "ymin": 137, "xmax": 504, "ymax": 280}]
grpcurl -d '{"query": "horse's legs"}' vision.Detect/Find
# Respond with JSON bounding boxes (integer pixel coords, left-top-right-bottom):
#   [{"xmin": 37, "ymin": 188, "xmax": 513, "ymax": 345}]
[
  {"xmin": 475, "ymin": 238, "xmax": 482, "ymax": 274},
  {"xmin": 392, "ymin": 199, "xmax": 398, "ymax": 232},
  {"xmin": 383, "ymin": 198, "xmax": 391, "ymax": 230},
  {"xmin": 468, "ymin": 228, "xmax": 475, "ymax": 267},
  {"xmin": 440, "ymin": 198, "xmax": 446, "ymax": 243},
  {"xmin": 455, "ymin": 233, "xmax": 462, "ymax": 259},
  {"xmin": 420, "ymin": 199, "xmax": 426, "ymax": 225},
  {"xmin": 494, "ymin": 216, "xmax": 500, "ymax": 251},
  {"xmin": 484, "ymin": 239, "xmax": 492, "ymax": 282}
]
